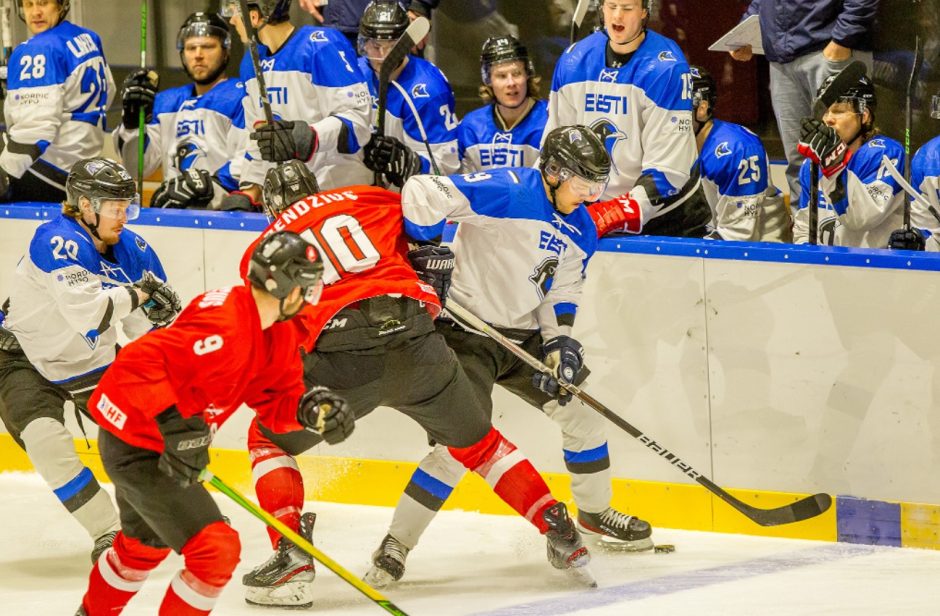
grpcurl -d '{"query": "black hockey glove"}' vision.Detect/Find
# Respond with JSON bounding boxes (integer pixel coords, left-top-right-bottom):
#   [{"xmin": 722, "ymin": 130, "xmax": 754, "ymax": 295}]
[
  {"xmin": 532, "ymin": 335, "xmax": 584, "ymax": 406},
  {"xmin": 297, "ymin": 386, "xmax": 354, "ymax": 445},
  {"xmin": 217, "ymin": 190, "xmax": 261, "ymax": 212},
  {"xmin": 151, "ymin": 169, "xmax": 214, "ymax": 209},
  {"xmin": 121, "ymin": 68, "xmax": 159, "ymax": 130},
  {"xmin": 0, "ymin": 326, "xmax": 20, "ymax": 353},
  {"xmin": 364, "ymin": 135, "xmax": 422, "ymax": 188},
  {"xmin": 797, "ymin": 118, "xmax": 849, "ymax": 178},
  {"xmin": 155, "ymin": 406, "xmax": 212, "ymax": 488},
  {"xmin": 407, "ymin": 245, "xmax": 455, "ymax": 306},
  {"xmin": 887, "ymin": 227, "xmax": 927, "ymax": 251},
  {"xmin": 137, "ymin": 271, "xmax": 182, "ymax": 327},
  {"xmin": 251, "ymin": 120, "xmax": 318, "ymax": 163},
  {"xmin": 0, "ymin": 167, "xmax": 10, "ymax": 200}
]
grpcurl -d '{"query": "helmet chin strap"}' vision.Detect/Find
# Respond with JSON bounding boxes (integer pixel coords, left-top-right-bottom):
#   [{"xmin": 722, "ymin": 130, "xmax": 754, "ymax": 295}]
[{"xmin": 81, "ymin": 209, "xmax": 103, "ymax": 241}]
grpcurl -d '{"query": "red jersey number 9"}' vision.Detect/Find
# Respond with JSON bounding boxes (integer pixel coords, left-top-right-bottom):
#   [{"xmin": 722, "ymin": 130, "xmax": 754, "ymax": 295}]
[{"xmin": 194, "ymin": 334, "xmax": 224, "ymax": 356}]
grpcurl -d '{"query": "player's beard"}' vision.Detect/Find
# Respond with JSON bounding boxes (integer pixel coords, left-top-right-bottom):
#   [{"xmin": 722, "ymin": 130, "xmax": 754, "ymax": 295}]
[{"xmin": 185, "ymin": 54, "xmax": 229, "ymax": 87}]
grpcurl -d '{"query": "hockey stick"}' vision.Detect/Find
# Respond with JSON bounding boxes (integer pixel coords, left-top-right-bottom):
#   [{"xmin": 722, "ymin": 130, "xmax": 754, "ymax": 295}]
[
  {"xmin": 808, "ymin": 162, "xmax": 819, "ymax": 244},
  {"xmin": 443, "ymin": 300, "xmax": 833, "ymax": 527},
  {"xmin": 237, "ymin": 0, "xmax": 275, "ymax": 125},
  {"xmin": 137, "ymin": 1, "xmax": 147, "ymax": 200},
  {"xmin": 570, "ymin": 0, "xmax": 590, "ymax": 45},
  {"xmin": 389, "ymin": 80, "xmax": 441, "ymax": 175},
  {"xmin": 374, "ymin": 17, "xmax": 430, "ymax": 186},
  {"xmin": 881, "ymin": 153, "xmax": 940, "ymax": 225},
  {"xmin": 201, "ymin": 470, "xmax": 410, "ymax": 616},
  {"xmin": 903, "ymin": 23, "xmax": 923, "ymax": 229}
]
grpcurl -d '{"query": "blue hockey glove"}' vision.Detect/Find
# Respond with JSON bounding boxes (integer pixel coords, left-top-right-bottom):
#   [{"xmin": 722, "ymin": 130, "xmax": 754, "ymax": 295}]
[{"xmin": 532, "ymin": 335, "xmax": 584, "ymax": 406}]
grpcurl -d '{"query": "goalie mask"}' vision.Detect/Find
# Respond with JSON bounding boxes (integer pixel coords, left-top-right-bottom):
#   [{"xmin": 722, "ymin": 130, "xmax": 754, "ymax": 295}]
[
  {"xmin": 540, "ymin": 125, "xmax": 611, "ymax": 204},
  {"xmin": 248, "ymin": 231, "xmax": 325, "ymax": 319},
  {"xmin": 262, "ymin": 161, "xmax": 321, "ymax": 220}
]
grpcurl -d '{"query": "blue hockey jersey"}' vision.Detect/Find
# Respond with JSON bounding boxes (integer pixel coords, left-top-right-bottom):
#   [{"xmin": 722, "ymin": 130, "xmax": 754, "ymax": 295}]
[
  {"xmin": 402, "ymin": 169, "xmax": 596, "ymax": 338},
  {"xmin": 359, "ymin": 54, "xmax": 459, "ymax": 176},
  {"xmin": 458, "ymin": 99, "xmax": 548, "ymax": 173},
  {"xmin": 1, "ymin": 21, "xmax": 115, "ymax": 188},
  {"xmin": 796, "ymin": 136, "xmax": 905, "ymax": 247},
  {"xmin": 114, "ymin": 78, "xmax": 245, "ymax": 193},
  {"xmin": 239, "ymin": 26, "xmax": 372, "ymax": 190},
  {"xmin": 699, "ymin": 119, "xmax": 789, "ymax": 241},
  {"xmin": 4, "ymin": 215, "xmax": 167, "ymax": 383},
  {"xmin": 910, "ymin": 135, "xmax": 940, "ymax": 251}
]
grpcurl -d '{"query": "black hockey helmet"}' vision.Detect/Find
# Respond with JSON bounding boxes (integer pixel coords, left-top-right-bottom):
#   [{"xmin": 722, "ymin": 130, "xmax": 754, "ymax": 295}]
[
  {"xmin": 178, "ymin": 12, "xmax": 232, "ymax": 51},
  {"xmin": 480, "ymin": 35, "xmax": 534, "ymax": 85},
  {"xmin": 65, "ymin": 158, "xmax": 140, "ymax": 220},
  {"xmin": 359, "ymin": 0, "xmax": 409, "ymax": 40},
  {"xmin": 221, "ymin": 0, "xmax": 292, "ymax": 25},
  {"xmin": 17, "ymin": 0, "xmax": 69, "ymax": 22},
  {"xmin": 689, "ymin": 65, "xmax": 717, "ymax": 115},
  {"xmin": 540, "ymin": 125, "xmax": 611, "ymax": 191},
  {"xmin": 262, "ymin": 161, "xmax": 321, "ymax": 220},
  {"xmin": 248, "ymin": 231, "xmax": 324, "ymax": 307},
  {"xmin": 816, "ymin": 73, "xmax": 877, "ymax": 115}
]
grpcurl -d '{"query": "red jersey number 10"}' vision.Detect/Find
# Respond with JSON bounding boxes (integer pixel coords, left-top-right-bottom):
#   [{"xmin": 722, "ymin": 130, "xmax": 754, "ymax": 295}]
[{"xmin": 298, "ymin": 214, "xmax": 381, "ymax": 284}]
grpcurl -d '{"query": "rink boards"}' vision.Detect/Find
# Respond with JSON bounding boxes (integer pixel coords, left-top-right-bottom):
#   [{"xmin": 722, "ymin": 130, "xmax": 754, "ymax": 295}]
[{"xmin": 1, "ymin": 204, "xmax": 940, "ymax": 550}]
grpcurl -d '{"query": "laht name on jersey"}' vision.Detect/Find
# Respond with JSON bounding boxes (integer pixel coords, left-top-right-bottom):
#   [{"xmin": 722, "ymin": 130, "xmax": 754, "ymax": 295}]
[
  {"xmin": 67, "ymin": 33, "xmax": 98, "ymax": 58},
  {"xmin": 585, "ymin": 93, "xmax": 628, "ymax": 115},
  {"xmin": 538, "ymin": 231, "xmax": 566, "ymax": 255}
]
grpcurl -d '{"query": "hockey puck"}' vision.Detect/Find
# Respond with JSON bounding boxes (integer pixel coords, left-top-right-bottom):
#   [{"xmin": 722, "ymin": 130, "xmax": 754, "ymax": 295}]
[{"xmin": 653, "ymin": 544, "xmax": 676, "ymax": 553}]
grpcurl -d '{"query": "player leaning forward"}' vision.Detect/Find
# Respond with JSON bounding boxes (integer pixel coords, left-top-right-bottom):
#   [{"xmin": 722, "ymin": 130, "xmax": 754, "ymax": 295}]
[
  {"xmin": 0, "ymin": 158, "xmax": 179, "ymax": 563},
  {"xmin": 365, "ymin": 125, "xmax": 655, "ymax": 588},
  {"xmin": 78, "ymin": 231, "xmax": 347, "ymax": 616}
]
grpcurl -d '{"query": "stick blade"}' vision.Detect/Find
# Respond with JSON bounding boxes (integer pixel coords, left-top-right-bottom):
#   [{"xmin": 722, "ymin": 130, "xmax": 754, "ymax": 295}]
[
  {"xmin": 748, "ymin": 493, "xmax": 833, "ymax": 527},
  {"xmin": 813, "ymin": 60, "xmax": 868, "ymax": 116},
  {"xmin": 573, "ymin": 0, "xmax": 590, "ymax": 29}
]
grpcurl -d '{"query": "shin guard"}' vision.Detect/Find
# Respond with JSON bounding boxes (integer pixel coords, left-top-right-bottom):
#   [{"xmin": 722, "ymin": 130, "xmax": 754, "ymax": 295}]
[
  {"xmin": 159, "ymin": 521, "xmax": 240, "ymax": 615},
  {"xmin": 82, "ymin": 532, "xmax": 170, "ymax": 615},
  {"xmin": 248, "ymin": 418, "xmax": 304, "ymax": 548}
]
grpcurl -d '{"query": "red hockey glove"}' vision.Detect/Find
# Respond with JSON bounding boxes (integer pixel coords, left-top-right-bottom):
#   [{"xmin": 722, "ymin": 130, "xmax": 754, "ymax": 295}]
[
  {"xmin": 797, "ymin": 118, "xmax": 849, "ymax": 178},
  {"xmin": 586, "ymin": 194, "xmax": 642, "ymax": 237}
]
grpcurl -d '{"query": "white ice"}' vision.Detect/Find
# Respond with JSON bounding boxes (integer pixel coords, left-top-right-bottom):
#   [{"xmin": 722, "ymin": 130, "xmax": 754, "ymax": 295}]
[{"xmin": 2, "ymin": 472, "xmax": 939, "ymax": 615}]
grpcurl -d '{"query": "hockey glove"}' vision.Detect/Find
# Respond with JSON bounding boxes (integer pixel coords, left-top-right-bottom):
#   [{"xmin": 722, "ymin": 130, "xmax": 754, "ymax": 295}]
[
  {"xmin": 531, "ymin": 335, "xmax": 584, "ymax": 406},
  {"xmin": 251, "ymin": 120, "xmax": 319, "ymax": 163},
  {"xmin": 151, "ymin": 169, "xmax": 214, "ymax": 209},
  {"xmin": 0, "ymin": 326, "xmax": 20, "ymax": 353},
  {"xmin": 297, "ymin": 386, "xmax": 354, "ymax": 445},
  {"xmin": 137, "ymin": 271, "xmax": 182, "ymax": 327},
  {"xmin": 121, "ymin": 68, "xmax": 159, "ymax": 130},
  {"xmin": 586, "ymin": 194, "xmax": 642, "ymax": 237},
  {"xmin": 155, "ymin": 406, "xmax": 211, "ymax": 488},
  {"xmin": 797, "ymin": 118, "xmax": 849, "ymax": 178},
  {"xmin": 364, "ymin": 135, "xmax": 422, "ymax": 188},
  {"xmin": 217, "ymin": 190, "xmax": 261, "ymax": 212},
  {"xmin": 407, "ymin": 244, "xmax": 455, "ymax": 306},
  {"xmin": 887, "ymin": 227, "xmax": 927, "ymax": 251}
]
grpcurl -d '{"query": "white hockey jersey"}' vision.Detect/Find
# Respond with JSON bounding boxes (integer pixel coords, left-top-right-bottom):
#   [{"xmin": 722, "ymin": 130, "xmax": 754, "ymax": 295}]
[
  {"xmin": 544, "ymin": 30, "xmax": 698, "ymax": 230},
  {"xmin": 699, "ymin": 119, "xmax": 789, "ymax": 242},
  {"xmin": 1, "ymin": 20, "xmax": 115, "ymax": 188},
  {"xmin": 239, "ymin": 26, "xmax": 372, "ymax": 190},
  {"xmin": 458, "ymin": 98, "xmax": 548, "ymax": 173},
  {"xmin": 113, "ymin": 78, "xmax": 245, "ymax": 193},
  {"xmin": 794, "ymin": 136, "xmax": 905, "ymax": 248},
  {"xmin": 402, "ymin": 169, "xmax": 597, "ymax": 339},
  {"xmin": 3, "ymin": 215, "xmax": 165, "ymax": 384},
  {"xmin": 910, "ymin": 135, "xmax": 940, "ymax": 252},
  {"xmin": 359, "ymin": 54, "xmax": 459, "ymax": 176}
]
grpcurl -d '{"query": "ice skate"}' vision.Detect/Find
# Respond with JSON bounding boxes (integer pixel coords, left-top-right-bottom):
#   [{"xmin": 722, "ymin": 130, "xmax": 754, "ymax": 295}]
[
  {"xmin": 578, "ymin": 507, "xmax": 654, "ymax": 551},
  {"xmin": 243, "ymin": 512, "xmax": 317, "ymax": 608},
  {"xmin": 363, "ymin": 533, "xmax": 410, "ymax": 589},
  {"xmin": 543, "ymin": 502, "xmax": 596, "ymax": 587},
  {"xmin": 91, "ymin": 530, "xmax": 117, "ymax": 563}
]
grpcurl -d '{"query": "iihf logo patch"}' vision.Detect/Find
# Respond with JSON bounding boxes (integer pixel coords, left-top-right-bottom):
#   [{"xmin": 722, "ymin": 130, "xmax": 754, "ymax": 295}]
[
  {"xmin": 714, "ymin": 141, "xmax": 732, "ymax": 158},
  {"xmin": 599, "ymin": 68, "xmax": 618, "ymax": 83},
  {"xmin": 411, "ymin": 83, "xmax": 429, "ymax": 98},
  {"xmin": 658, "ymin": 51, "xmax": 677, "ymax": 62},
  {"xmin": 135, "ymin": 236, "xmax": 147, "ymax": 252}
]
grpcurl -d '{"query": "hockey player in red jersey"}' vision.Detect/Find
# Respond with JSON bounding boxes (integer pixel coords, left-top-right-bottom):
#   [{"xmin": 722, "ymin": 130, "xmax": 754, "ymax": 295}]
[
  {"xmin": 78, "ymin": 231, "xmax": 351, "ymax": 616},
  {"xmin": 236, "ymin": 161, "xmax": 593, "ymax": 608}
]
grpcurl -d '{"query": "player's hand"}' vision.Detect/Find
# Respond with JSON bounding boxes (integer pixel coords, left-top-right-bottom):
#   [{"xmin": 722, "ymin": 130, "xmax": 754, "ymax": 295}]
[
  {"xmin": 155, "ymin": 406, "xmax": 212, "ymax": 488},
  {"xmin": 0, "ymin": 167, "xmax": 10, "ymax": 201},
  {"xmin": 217, "ymin": 189, "xmax": 261, "ymax": 212},
  {"xmin": 297, "ymin": 386, "xmax": 354, "ymax": 445},
  {"xmin": 407, "ymin": 244, "xmax": 454, "ymax": 306},
  {"xmin": 251, "ymin": 120, "xmax": 318, "ymax": 163},
  {"xmin": 729, "ymin": 45, "xmax": 752, "ymax": 62},
  {"xmin": 137, "ymin": 271, "xmax": 182, "ymax": 327},
  {"xmin": 887, "ymin": 227, "xmax": 927, "ymax": 251},
  {"xmin": 797, "ymin": 118, "xmax": 848, "ymax": 178},
  {"xmin": 364, "ymin": 135, "xmax": 421, "ymax": 188},
  {"xmin": 151, "ymin": 169, "xmax": 214, "ymax": 209},
  {"xmin": 532, "ymin": 335, "xmax": 584, "ymax": 406},
  {"xmin": 121, "ymin": 68, "xmax": 159, "ymax": 130},
  {"xmin": 298, "ymin": 0, "xmax": 325, "ymax": 22},
  {"xmin": 587, "ymin": 194, "xmax": 641, "ymax": 237}
]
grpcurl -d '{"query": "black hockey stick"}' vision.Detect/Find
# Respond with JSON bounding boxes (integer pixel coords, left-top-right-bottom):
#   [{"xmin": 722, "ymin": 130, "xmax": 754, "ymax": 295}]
[
  {"xmin": 374, "ymin": 17, "xmax": 430, "ymax": 186},
  {"xmin": 807, "ymin": 60, "xmax": 868, "ymax": 245},
  {"xmin": 389, "ymin": 80, "xmax": 441, "ymax": 175},
  {"xmin": 903, "ymin": 21, "xmax": 923, "ymax": 229},
  {"xmin": 444, "ymin": 300, "xmax": 833, "ymax": 527},
  {"xmin": 570, "ymin": 0, "xmax": 590, "ymax": 44},
  {"xmin": 238, "ymin": 0, "xmax": 275, "ymax": 125}
]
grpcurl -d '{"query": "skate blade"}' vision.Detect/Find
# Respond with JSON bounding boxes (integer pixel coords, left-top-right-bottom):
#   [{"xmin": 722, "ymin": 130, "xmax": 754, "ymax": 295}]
[
  {"xmin": 363, "ymin": 566, "xmax": 396, "ymax": 589},
  {"xmin": 587, "ymin": 534, "xmax": 654, "ymax": 552},
  {"xmin": 565, "ymin": 563, "xmax": 598, "ymax": 588},
  {"xmin": 244, "ymin": 580, "xmax": 315, "ymax": 608}
]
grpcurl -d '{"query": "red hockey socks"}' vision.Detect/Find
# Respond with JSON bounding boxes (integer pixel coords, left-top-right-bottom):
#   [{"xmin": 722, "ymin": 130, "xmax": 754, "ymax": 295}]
[
  {"xmin": 82, "ymin": 532, "xmax": 170, "ymax": 615},
  {"xmin": 448, "ymin": 427, "xmax": 556, "ymax": 533},
  {"xmin": 159, "ymin": 521, "xmax": 241, "ymax": 615},
  {"xmin": 248, "ymin": 417, "xmax": 304, "ymax": 547}
]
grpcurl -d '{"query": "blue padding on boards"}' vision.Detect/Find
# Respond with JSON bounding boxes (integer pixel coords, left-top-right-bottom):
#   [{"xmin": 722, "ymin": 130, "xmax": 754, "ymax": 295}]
[{"xmin": 837, "ymin": 496, "xmax": 901, "ymax": 547}]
